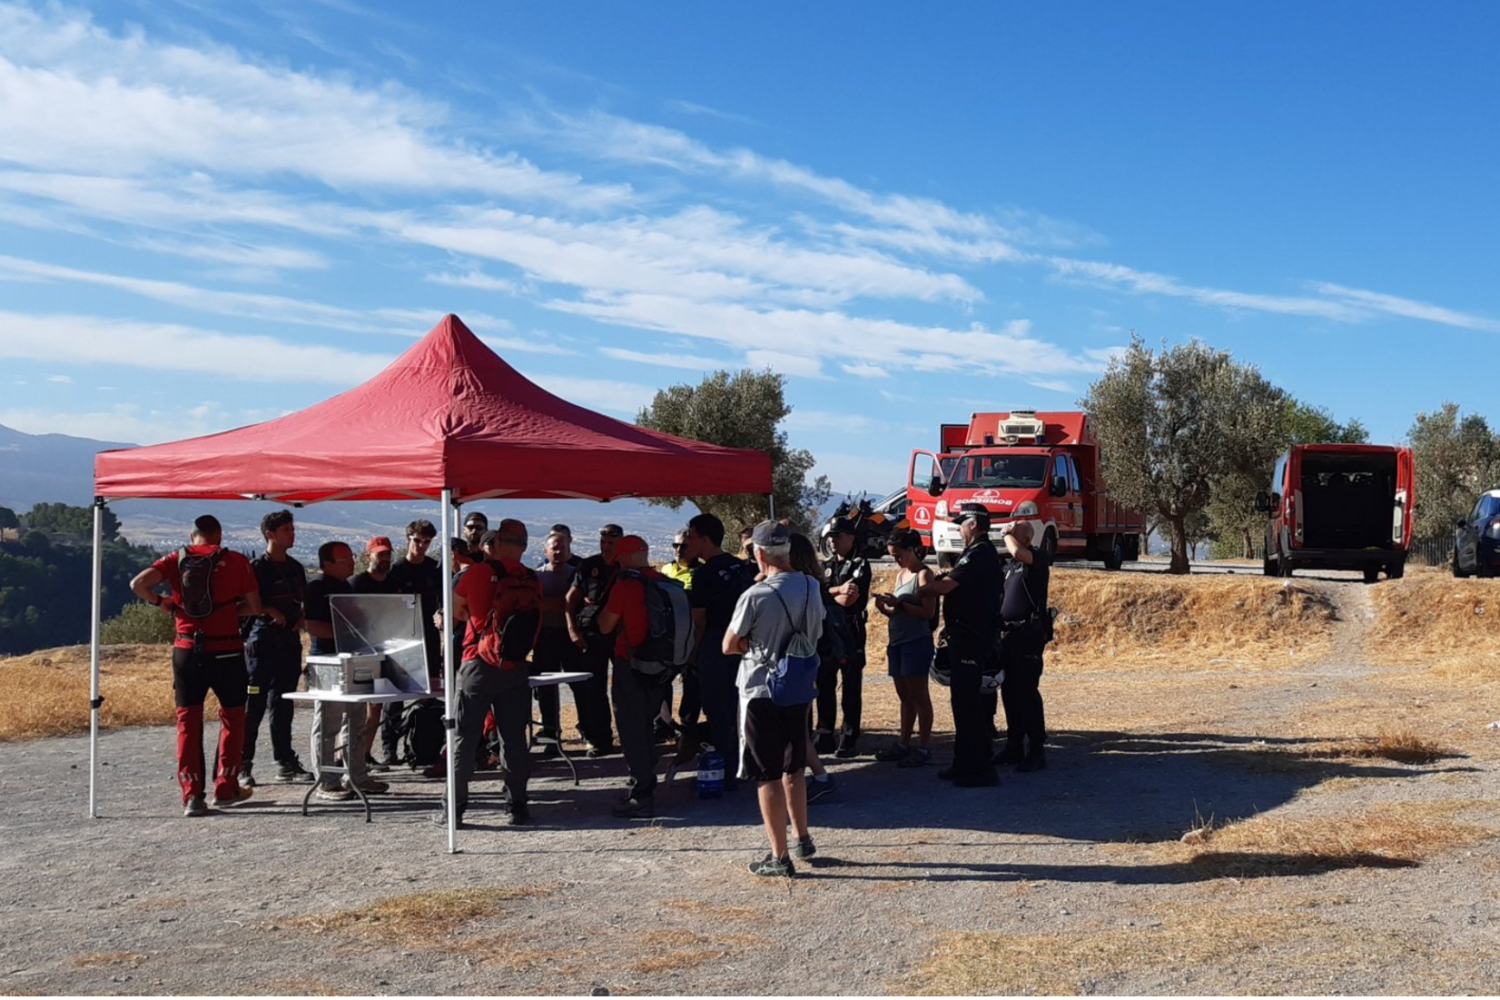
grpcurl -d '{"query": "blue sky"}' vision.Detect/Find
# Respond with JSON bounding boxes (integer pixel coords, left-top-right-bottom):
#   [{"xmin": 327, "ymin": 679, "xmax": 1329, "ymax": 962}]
[{"xmin": 2, "ymin": 0, "xmax": 1498, "ymax": 497}]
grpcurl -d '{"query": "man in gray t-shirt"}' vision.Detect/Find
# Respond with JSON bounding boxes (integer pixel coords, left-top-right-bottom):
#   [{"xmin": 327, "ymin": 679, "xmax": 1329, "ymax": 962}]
[{"xmin": 724, "ymin": 521, "xmax": 825, "ymax": 878}]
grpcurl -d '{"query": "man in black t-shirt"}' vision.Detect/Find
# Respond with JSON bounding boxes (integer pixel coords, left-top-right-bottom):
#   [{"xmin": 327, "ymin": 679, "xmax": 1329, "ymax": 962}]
[
  {"xmin": 565, "ymin": 524, "xmax": 622, "ymax": 754},
  {"xmin": 914, "ymin": 502, "xmax": 1002, "ymax": 787},
  {"xmin": 304, "ymin": 541, "xmax": 387, "ymax": 800},
  {"xmin": 352, "ymin": 535, "xmax": 399, "ymax": 595},
  {"xmin": 243, "ymin": 509, "xmax": 312, "ymax": 786},
  {"xmin": 687, "ymin": 512, "xmax": 754, "ymax": 784},
  {"xmin": 382, "ymin": 519, "xmax": 442, "ymax": 764},
  {"xmin": 820, "ymin": 518, "xmax": 872, "ymax": 758},
  {"xmin": 995, "ymin": 520, "xmax": 1052, "ymax": 772}
]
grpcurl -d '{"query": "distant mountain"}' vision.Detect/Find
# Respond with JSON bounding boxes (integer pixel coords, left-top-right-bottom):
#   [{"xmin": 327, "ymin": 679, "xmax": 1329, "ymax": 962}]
[{"xmin": 0, "ymin": 423, "xmax": 710, "ymax": 556}]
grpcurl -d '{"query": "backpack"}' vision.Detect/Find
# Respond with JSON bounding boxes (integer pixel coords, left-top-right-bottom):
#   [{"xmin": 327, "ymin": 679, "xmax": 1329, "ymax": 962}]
[
  {"xmin": 627, "ymin": 572, "xmax": 692, "ymax": 678},
  {"xmin": 766, "ymin": 577, "xmax": 821, "ymax": 707},
  {"xmin": 476, "ymin": 564, "xmax": 542, "ymax": 669},
  {"xmin": 177, "ymin": 547, "xmax": 224, "ymax": 619},
  {"xmin": 400, "ymin": 700, "xmax": 445, "ymax": 767}
]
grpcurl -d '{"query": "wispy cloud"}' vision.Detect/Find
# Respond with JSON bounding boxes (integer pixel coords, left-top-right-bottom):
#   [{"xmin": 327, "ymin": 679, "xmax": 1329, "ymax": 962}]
[
  {"xmin": 1313, "ymin": 283, "xmax": 1500, "ymax": 334},
  {"xmin": 598, "ymin": 346, "xmax": 728, "ymax": 370}
]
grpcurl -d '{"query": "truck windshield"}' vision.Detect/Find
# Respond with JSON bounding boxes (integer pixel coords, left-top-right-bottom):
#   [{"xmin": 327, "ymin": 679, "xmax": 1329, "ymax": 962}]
[{"xmin": 949, "ymin": 454, "xmax": 1048, "ymax": 489}]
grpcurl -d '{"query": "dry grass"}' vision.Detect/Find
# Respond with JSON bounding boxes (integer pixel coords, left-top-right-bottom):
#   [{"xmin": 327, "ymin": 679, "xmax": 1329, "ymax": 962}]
[
  {"xmin": 283, "ymin": 885, "xmax": 553, "ymax": 942},
  {"xmin": 1344, "ymin": 728, "xmax": 1450, "ymax": 764},
  {"xmin": 1163, "ymin": 801, "xmax": 1493, "ymax": 877},
  {"xmin": 0, "ymin": 645, "xmax": 178, "ymax": 741},
  {"xmin": 71, "ymin": 952, "xmax": 148, "ymax": 969},
  {"xmin": 628, "ymin": 930, "xmax": 769, "ymax": 974},
  {"xmin": 1368, "ymin": 576, "xmax": 1500, "ymax": 677},
  {"xmin": 907, "ymin": 904, "xmax": 1431, "ymax": 996},
  {"xmin": 867, "ymin": 567, "xmax": 1338, "ymax": 673}
]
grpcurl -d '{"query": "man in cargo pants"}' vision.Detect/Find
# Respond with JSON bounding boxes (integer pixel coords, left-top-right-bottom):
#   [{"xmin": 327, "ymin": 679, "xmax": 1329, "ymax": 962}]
[{"xmin": 242, "ymin": 509, "xmax": 312, "ymax": 786}]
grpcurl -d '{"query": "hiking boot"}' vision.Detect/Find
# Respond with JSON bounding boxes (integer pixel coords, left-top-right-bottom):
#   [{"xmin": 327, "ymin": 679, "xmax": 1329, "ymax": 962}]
[
  {"xmin": 238, "ymin": 762, "xmax": 258, "ymax": 788},
  {"xmin": 834, "ymin": 736, "xmax": 860, "ymax": 760},
  {"xmin": 874, "ymin": 743, "xmax": 911, "ymax": 762},
  {"xmin": 897, "ymin": 747, "xmax": 933, "ymax": 769},
  {"xmin": 813, "ymin": 731, "xmax": 837, "ymax": 755},
  {"xmin": 805, "ymin": 775, "xmax": 836, "ymax": 804},
  {"xmin": 315, "ymin": 784, "xmax": 354, "ymax": 801},
  {"xmin": 586, "ymin": 743, "xmax": 617, "ymax": 759},
  {"xmin": 509, "ymin": 802, "xmax": 532, "ymax": 826},
  {"xmin": 993, "ymin": 744, "xmax": 1026, "ymax": 766},
  {"xmin": 209, "ymin": 785, "xmax": 254, "ymax": 809},
  {"xmin": 790, "ymin": 834, "xmax": 817, "ymax": 860},
  {"xmin": 953, "ymin": 771, "xmax": 999, "ymax": 788},
  {"xmin": 746, "ymin": 854, "xmax": 796, "ymax": 878},
  {"xmin": 421, "ymin": 762, "xmax": 446, "ymax": 779},
  {"xmin": 183, "ymin": 795, "xmax": 209, "ymax": 818},
  {"xmin": 275, "ymin": 759, "xmax": 314, "ymax": 783},
  {"xmin": 612, "ymin": 794, "xmax": 654, "ymax": 819},
  {"xmin": 365, "ymin": 754, "xmax": 390, "ymax": 774},
  {"xmin": 344, "ymin": 777, "xmax": 390, "ymax": 795},
  {"xmin": 1016, "ymin": 751, "xmax": 1047, "ymax": 773}
]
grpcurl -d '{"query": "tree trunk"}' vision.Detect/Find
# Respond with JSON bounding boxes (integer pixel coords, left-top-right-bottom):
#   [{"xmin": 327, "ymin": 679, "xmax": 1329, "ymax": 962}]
[
  {"xmin": 1168, "ymin": 515, "xmax": 1192, "ymax": 574},
  {"xmin": 1241, "ymin": 525, "xmax": 1255, "ymax": 560}
]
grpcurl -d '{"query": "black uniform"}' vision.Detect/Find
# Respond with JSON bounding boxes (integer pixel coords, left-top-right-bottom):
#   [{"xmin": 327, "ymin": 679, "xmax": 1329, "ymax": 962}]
[
  {"xmin": 819, "ymin": 552, "xmax": 872, "ymax": 752},
  {"xmin": 691, "ymin": 552, "xmax": 755, "ymax": 776},
  {"xmin": 942, "ymin": 539, "xmax": 1002, "ymax": 782},
  {"xmin": 383, "ymin": 555, "xmax": 443, "ymax": 762},
  {"xmin": 569, "ymin": 553, "xmax": 617, "ymax": 750},
  {"xmin": 998, "ymin": 545, "xmax": 1051, "ymax": 763},
  {"xmin": 243, "ymin": 553, "xmax": 306, "ymax": 769}
]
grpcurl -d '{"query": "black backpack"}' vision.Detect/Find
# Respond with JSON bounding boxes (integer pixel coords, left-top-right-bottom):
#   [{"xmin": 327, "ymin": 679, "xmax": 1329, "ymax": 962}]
[
  {"xmin": 400, "ymin": 700, "xmax": 445, "ymax": 767},
  {"xmin": 177, "ymin": 547, "xmax": 224, "ymax": 619},
  {"xmin": 625, "ymin": 572, "xmax": 692, "ymax": 677}
]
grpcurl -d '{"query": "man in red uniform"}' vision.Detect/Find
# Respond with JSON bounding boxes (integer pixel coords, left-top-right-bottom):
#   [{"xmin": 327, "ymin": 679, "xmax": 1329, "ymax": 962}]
[
  {"xmin": 130, "ymin": 514, "xmax": 271, "ymax": 817},
  {"xmin": 596, "ymin": 535, "xmax": 669, "ymax": 819},
  {"xmin": 440, "ymin": 520, "xmax": 542, "ymax": 827}
]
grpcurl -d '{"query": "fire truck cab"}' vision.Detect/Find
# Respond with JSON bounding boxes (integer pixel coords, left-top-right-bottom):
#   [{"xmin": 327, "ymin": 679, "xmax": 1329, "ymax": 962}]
[{"xmin": 907, "ymin": 409, "xmax": 1145, "ymax": 568}]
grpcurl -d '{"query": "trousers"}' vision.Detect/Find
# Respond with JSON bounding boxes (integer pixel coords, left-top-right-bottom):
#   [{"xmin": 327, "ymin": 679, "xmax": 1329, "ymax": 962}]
[
  {"xmin": 696, "ymin": 641, "xmax": 741, "ymax": 781},
  {"xmin": 171, "ymin": 645, "xmax": 248, "ymax": 803},
  {"xmin": 610, "ymin": 656, "xmax": 668, "ymax": 798},
  {"xmin": 453, "ymin": 659, "xmax": 530, "ymax": 813},
  {"xmin": 947, "ymin": 629, "xmax": 998, "ymax": 780},
  {"xmin": 998, "ymin": 628, "xmax": 1046, "ymax": 753},
  {"xmin": 243, "ymin": 627, "xmax": 303, "ymax": 765},
  {"xmin": 570, "ymin": 632, "xmax": 615, "ymax": 749},
  {"xmin": 815, "ymin": 648, "xmax": 865, "ymax": 739}
]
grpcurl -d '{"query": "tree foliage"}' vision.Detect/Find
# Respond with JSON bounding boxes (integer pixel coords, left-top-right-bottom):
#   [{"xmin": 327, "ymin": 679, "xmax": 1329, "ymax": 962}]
[
  {"xmin": 0, "ymin": 503, "xmax": 160, "ymax": 655},
  {"xmin": 636, "ymin": 369, "xmax": 832, "ymax": 533},
  {"xmin": 1081, "ymin": 336, "xmax": 1285, "ymax": 573},
  {"xmin": 1407, "ymin": 403, "xmax": 1500, "ymax": 543},
  {"xmin": 100, "ymin": 600, "xmax": 175, "ymax": 644}
]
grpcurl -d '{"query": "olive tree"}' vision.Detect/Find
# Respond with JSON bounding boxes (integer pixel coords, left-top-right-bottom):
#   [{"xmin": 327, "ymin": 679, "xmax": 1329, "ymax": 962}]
[
  {"xmin": 636, "ymin": 369, "xmax": 831, "ymax": 532},
  {"xmin": 1081, "ymin": 336, "xmax": 1285, "ymax": 574},
  {"xmin": 1407, "ymin": 403, "xmax": 1500, "ymax": 543}
]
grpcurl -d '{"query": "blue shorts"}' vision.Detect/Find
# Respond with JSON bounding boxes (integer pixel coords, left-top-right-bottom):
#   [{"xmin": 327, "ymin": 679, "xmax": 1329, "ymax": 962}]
[{"xmin": 887, "ymin": 636, "xmax": 934, "ymax": 679}]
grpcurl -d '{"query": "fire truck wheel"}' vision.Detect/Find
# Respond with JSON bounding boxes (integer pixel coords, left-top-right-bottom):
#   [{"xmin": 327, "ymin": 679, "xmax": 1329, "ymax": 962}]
[
  {"xmin": 1101, "ymin": 534, "xmax": 1124, "ymax": 571},
  {"xmin": 1041, "ymin": 529, "xmax": 1057, "ymax": 562}
]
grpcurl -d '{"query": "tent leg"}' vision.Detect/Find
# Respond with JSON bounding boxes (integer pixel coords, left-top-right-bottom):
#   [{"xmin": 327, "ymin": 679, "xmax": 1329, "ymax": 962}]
[
  {"xmin": 441, "ymin": 490, "xmax": 459, "ymax": 854},
  {"xmin": 88, "ymin": 498, "xmax": 105, "ymax": 818},
  {"xmin": 767, "ymin": 493, "xmax": 776, "ymax": 521}
]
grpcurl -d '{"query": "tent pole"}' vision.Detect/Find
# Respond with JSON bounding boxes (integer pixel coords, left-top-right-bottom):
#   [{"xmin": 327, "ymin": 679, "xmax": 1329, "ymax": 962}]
[
  {"xmin": 441, "ymin": 490, "xmax": 458, "ymax": 854},
  {"xmin": 766, "ymin": 493, "xmax": 776, "ymax": 520},
  {"xmin": 88, "ymin": 498, "xmax": 105, "ymax": 818}
]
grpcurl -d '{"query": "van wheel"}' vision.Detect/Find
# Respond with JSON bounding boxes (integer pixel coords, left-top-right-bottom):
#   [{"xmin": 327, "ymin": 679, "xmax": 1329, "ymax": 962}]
[
  {"xmin": 1388, "ymin": 558, "xmax": 1405, "ymax": 580},
  {"xmin": 1453, "ymin": 549, "xmax": 1469, "ymax": 578},
  {"xmin": 1101, "ymin": 534, "xmax": 1124, "ymax": 571},
  {"xmin": 1362, "ymin": 566, "xmax": 1381, "ymax": 584}
]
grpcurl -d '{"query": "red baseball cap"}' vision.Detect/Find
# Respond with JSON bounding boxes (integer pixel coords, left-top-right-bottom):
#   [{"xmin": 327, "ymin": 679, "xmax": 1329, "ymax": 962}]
[
  {"xmin": 365, "ymin": 536, "xmax": 394, "ymax": 553},
  {"xmin": 609, "ymin": 535, "xmax": 648, "ymax": 564}
]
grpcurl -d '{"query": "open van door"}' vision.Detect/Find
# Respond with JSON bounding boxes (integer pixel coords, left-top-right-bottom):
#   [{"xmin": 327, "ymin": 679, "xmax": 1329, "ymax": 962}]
[
  {"xmin": 1395, "ymin": 446, "xmax": 1415, "ymax": 548},
  {"xmin": 908, "ymin": 450, "xmax": 943, "ymax": 542}
]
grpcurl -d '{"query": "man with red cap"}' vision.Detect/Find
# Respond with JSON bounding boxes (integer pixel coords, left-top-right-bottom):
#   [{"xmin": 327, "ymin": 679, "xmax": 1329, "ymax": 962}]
[
  {"xmin": 596, "ymin": 534, "xmax": 672, "ymax": 818},
  {"xmin": 130, "ymin": 514, "xmax": 269, "ymax": 817}
]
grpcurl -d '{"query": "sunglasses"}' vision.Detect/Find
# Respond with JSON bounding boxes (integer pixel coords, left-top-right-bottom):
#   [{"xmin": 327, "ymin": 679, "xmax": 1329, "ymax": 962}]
[{"xmin": 672, "ymin": 543, "xmax": 689, "ymax": 550}]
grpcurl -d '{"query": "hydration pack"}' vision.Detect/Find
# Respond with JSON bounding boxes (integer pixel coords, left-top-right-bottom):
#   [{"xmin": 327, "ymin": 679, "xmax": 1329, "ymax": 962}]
[
  {"xmin": 627, "ymin": 572, "xmax": 692, "ymax": 677},
  {"xmin": 476, "ymin": 564, "xmax": 542, "ymax": 669},
  {"xmin": 177, "ymin": 547, "xmax": 224, "ymax": 619}
]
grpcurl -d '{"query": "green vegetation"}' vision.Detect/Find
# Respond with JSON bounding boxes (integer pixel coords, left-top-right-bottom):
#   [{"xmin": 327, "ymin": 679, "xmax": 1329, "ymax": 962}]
[
  {"xmin": 0, "ymin": 503, "xmax": 162, "ymax": 655},
  {"xmin": 636, "ymin": 368, "xmax": 831, "ymax": 531},
  {"xmin": 99, "ymin": 600, "xmax": 174, "ymax": 645},
  {"xmin": 1407, "ymin": 403, "xmax": 1500, "ymax": 545}
]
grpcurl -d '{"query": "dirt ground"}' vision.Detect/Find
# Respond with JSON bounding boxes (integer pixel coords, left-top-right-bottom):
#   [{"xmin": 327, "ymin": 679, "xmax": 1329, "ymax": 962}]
[{"xmin": 3, "ymin": 568, "xmax": 1500, "ymax": 996}]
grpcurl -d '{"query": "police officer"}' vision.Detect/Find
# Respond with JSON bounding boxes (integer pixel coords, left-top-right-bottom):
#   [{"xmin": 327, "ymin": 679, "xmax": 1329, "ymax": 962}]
[
  {"xmin": 819, "ymin": 517, "xmax": 872, "ymax": 758},
  {"xmin": 994, "ymin": 520, "xmax": 1051, "ymax": 772},
  {"xmin": 913, "ymin": 502, "xmax": 1001, "ymax": 787}
]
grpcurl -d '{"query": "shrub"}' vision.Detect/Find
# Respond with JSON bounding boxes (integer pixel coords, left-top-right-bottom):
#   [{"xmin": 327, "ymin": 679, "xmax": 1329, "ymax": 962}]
[{"xmin": 100, "ymin": 602, "xmax": 174, "ymax": 644}]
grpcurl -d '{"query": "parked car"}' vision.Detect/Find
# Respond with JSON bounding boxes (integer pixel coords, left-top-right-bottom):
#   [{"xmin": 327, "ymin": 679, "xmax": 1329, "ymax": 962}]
[{"xmin": 1452, "ymin": 489, "xmax": 1500, "ymax": 578}]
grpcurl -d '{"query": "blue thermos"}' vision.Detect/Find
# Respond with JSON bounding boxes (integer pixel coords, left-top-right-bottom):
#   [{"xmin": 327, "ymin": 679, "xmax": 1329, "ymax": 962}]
[{"xmin": 697, "ymin": 744, "xmax": 725, "ymax": 799}]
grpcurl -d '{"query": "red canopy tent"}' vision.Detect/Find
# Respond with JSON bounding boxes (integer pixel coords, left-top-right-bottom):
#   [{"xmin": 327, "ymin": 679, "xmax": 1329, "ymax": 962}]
[
  {"xmin": 87, "ymin": 314, "xmax": 773, "ymax": 850},
  {"xmin": 94, "ymin": 313, "xmax": 772, "ymax": 502}
]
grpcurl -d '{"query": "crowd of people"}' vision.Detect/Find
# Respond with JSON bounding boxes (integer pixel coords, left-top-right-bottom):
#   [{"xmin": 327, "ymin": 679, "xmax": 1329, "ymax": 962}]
[{"xmin": 129, "ymin": 499, "xmax": 1051, "ymax": 877}]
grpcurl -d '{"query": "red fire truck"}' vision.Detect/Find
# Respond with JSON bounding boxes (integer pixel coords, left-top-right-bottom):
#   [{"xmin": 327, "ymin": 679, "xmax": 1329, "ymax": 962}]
[{"xmin": 907, "ymin": 410, "xmax": 1146, "ymax": 568}]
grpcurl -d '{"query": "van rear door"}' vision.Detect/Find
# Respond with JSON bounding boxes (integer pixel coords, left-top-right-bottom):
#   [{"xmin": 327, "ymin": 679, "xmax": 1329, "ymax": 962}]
[{"xmin": 1395, "ymin": 447, "xmax": 1415, "ymax": 549}]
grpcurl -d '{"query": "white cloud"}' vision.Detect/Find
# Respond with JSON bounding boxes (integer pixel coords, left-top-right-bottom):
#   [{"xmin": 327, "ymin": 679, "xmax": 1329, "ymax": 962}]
[
  {"xmin": 522, "ymin": 373, "xmax": 658, "ymax": 415},
  {"xmin": 598, "ymin": 347, "xmax": 727, "ymax": 370},
  {"xmin": 425, "ymin": 269, "xmax": 522, "ymax": 294},
  {"xmin": 745, "ymin": 350, "xmax": 824, "ymax": 379},
  {"xmin": 1313, "ymin": 283, "xmax": 1500, "ymax": 334},
  {"xmin": 45, "ymin": 374, "xmax": 72, "ymax": 383},
  {"xmin": 0, "ymin": 310, "xmax": 391, "ymax": 383},
  {"xmin": 785, "ymin": 410, "xmax": 875, "ymax": 433},
  {"xmin": 811, "ymin": 450, "xmax": 908, "ymax": 497},
  {"xmin": 841, "ymin": 362, "xmax": 890, "ymax": 379},
  {"xmin": 0, "ymin": 404, "xmax": 230, "ymax": 445}
]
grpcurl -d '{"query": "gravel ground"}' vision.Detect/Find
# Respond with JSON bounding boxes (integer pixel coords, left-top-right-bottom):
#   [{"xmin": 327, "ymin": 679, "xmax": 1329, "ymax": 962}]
[{"xmin": 4, "ymin": 578, "xmax": 1500, "ymax": 996}]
